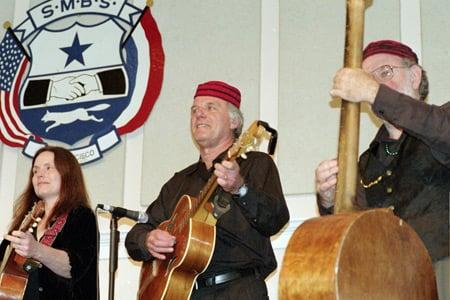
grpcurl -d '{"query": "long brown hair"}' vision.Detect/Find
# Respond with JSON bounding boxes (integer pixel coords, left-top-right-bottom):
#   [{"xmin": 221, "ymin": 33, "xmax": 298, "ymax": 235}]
[{"xmin": 9, "ymin": 146, "xmax": 91, "ymax": 232}]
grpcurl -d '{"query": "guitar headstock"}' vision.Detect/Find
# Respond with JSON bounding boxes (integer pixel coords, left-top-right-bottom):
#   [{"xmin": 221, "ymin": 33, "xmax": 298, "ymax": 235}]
[
  {"xmin": 18, "ymin": 201, "xmax": 45, "ymax": 234},
  {"xmin": 227, "ymin": 120, "xmax": 277, "ymax": 160}
]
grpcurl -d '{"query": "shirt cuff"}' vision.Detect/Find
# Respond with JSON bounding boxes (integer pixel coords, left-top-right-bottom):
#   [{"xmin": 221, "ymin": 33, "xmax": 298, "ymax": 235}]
[
  {"xmin": 137, "ymin": 231, "xmax": 153, "ymax": 261},
  {"xmin": 371, "ymin": 84, "xmax": 403, "ymax": 120}
]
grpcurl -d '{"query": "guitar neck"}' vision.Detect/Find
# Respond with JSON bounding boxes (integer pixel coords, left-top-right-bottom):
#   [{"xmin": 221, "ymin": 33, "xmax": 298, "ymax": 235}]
[
  {"xmin": 0, "ymin": 245, "xmax": 12, "ymax": 273},
  {"xmin": 192, "ymin": 157, "xmax": 234, "ymax": 224}
]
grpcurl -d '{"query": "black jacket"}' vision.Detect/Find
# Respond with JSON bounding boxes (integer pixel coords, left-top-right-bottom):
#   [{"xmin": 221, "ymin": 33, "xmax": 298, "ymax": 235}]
[{"xmin": 0, "ymin": 206, "xmax": 99, "ymax": 299}]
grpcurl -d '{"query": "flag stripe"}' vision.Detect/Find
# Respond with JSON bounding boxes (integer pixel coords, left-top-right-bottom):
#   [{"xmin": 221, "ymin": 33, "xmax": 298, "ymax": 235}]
[
  {"xmin": 10, "ymin": 58, "xmax": 31, "ymax": 136},
  {"xmin": 0, "ymin": 91, "xmax": 27, "ymax": 146},
  {"xmin": 0, "ymin": 90, "xmax": 28, "ymax": 143},
  {"xmin": 0, "ymin": 28, "xmax": 30, "ymax": 146},
  {"xmin": 0, "ymin": 58, "xmax": 30, "ymax": 145}
]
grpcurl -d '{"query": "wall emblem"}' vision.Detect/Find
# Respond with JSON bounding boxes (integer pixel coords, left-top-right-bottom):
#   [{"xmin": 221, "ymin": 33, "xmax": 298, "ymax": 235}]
[{"xmin": 0, "ymin": 0, "xmax": 164, "ymax": 164}]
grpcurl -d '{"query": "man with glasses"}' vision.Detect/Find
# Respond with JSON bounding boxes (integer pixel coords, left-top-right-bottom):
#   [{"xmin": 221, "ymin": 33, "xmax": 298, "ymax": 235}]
[{"xmin": 315, "ymin": 40, "xmax": 449, "ymax": 298}]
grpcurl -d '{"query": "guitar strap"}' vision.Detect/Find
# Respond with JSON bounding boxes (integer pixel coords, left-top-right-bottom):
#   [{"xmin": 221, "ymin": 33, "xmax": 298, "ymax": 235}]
[
  {"xmin": 212, "ymin": 187, "xmax": 232, "ymax": 218},
  {"xmin": 40, "ymin": 213, "xmax": 69, "ymax": 246},
  {"xmin": 211, "ymin": 155, "xmax": 253, "ymax": 219},
  {"xmin": 22, "ymin": 213, "xmax": 69, "ymax": 273}
]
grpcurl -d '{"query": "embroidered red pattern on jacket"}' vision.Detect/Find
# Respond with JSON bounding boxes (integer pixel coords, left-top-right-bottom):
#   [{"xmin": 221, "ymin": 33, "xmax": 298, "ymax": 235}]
[{"xmin": 40, "ymin": 213, "xmax": 68, "ymax": 246}]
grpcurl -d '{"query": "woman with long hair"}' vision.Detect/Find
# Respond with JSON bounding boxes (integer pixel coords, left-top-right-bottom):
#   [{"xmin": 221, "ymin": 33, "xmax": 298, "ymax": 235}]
[{"xmin": 1, "ymin": 146, "xmax": 98, "ymax": 299}]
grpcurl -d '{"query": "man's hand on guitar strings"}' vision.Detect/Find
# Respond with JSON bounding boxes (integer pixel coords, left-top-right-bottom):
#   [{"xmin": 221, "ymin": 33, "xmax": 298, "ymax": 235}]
[{"xmin": 145, "ymin": 229, "xmax": 176, "ymax": 260}]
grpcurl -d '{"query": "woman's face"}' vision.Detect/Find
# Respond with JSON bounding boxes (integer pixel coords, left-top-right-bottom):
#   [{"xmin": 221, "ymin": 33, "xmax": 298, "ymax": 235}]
[{"xmin": 32, "ymin": 151, "xmax": 62, "ymax": 203}]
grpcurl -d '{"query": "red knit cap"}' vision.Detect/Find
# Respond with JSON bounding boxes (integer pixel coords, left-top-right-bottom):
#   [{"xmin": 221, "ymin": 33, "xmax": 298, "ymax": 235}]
[
  {"xmin": 194, "ymin": 81, "xmax": 241, "ymax": 108},
  {"xmin": 363, "ymin": 40, "xmax": 418, "ymax": 63}
]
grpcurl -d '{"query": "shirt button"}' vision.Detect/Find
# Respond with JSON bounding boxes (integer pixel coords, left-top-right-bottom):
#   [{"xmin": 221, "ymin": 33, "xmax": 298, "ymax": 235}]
[
  {"xmin": 38, "ymin": 287, "xmax": 44, "ymax": 292},
  {"xmin": 386, "ymin": 170, "xmax": 392, "ymax": 176},
  {"xmin": 386, "ymin": 187, "xmax": 393, "ymax": 194},
  {"xmin": 242, "ymin": 201, "xmax": 247, "ymax": 205}
]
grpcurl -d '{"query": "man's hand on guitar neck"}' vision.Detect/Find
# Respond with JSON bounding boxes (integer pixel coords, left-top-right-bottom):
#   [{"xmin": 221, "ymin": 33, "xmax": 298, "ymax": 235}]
[
  {"xmin": 145, "ymin": 229, "xmax": 176, "ymax": 260},
  {"xmin": 214, "ymin": 160, "xmax": 245, "ymax": 194}
]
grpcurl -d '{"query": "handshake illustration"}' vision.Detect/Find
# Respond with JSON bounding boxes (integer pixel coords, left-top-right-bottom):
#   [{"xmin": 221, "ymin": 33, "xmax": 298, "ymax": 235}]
[{"xmin": 50, "ymin": 74, "xmax": 100, "ymax": 101}]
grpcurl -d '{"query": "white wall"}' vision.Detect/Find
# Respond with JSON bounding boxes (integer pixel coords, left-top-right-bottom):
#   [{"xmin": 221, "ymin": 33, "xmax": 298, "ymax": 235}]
[{"xmin": 0, "ymin": 0, "xmax": 448, "ymax": 299}]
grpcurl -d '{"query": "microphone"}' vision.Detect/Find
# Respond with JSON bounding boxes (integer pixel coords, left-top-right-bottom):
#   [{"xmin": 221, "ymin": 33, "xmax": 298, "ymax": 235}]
[{"xmin": 97, "ymin": 204, "xmax": 149, "ymax": 223}]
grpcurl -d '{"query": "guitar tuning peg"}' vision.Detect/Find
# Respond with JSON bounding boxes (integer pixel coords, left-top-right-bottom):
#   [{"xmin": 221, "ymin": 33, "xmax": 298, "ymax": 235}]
[
  {"xmin": 36, "ymin": 217, "xmax": 42, "ymax": 222},
  {"xmin": 240, "ymin": 153, "xmax": 247, "ymax": 159},
  {"xmin": 32, "ymin": 222, "xmax": 38, "ymax": 227},
  {"xmin": 28, "ymin": 228, "xmax": 34, "ymax": 233}
]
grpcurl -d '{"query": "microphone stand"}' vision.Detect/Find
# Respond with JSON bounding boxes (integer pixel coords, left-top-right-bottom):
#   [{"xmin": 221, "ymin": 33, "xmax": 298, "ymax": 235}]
[{"xmin": 108, "ymin": 215, "xmax": 120, "ymax": 300}]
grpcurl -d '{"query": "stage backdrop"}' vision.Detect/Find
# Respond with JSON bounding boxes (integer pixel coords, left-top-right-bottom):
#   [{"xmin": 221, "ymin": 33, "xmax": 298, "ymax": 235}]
[{"xmin": 0, "ymin": 0, "xmax": 448, "ymax": 299}]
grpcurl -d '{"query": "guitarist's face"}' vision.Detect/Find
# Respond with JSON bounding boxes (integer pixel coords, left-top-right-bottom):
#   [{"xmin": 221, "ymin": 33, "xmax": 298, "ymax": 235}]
[
  {"xmin": 32, "ymin": 151, "xmax": 62, "ymax": 204},
  {"xmin": 191, "ymin": 96, "xmax": 235, "ymax": 149}
]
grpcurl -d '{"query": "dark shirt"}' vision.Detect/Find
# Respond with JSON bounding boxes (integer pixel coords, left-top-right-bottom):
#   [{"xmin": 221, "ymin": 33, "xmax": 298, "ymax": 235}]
[
  {"xmin": 0, "ymin": 206, "xmax": 99, "ymax": 300},
  {"xmin": 125, "ymin": 150, "xmax": 289, "ymax": 279},
  {"xmin": 319, "ymin": 85, "xmax": 450, "ymax": 262},
  {"xmin": 359, "ymin": 128, "xmax": 449, "ymax": 261},
  {"xmin": 372, "ymin": 85, "xmax": 450, "ymax": 166}
]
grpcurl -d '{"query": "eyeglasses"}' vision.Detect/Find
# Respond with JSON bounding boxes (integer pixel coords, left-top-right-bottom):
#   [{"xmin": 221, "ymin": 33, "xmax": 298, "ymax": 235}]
[{"xmin": 370, "ymin": 64, "xmax": 412, "ymax": 82}]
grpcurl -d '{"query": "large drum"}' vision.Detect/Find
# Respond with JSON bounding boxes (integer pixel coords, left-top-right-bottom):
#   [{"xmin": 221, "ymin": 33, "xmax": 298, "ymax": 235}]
[{"xmin": 279, "ymin": 209, "xmax": 437, "ymax": 300}]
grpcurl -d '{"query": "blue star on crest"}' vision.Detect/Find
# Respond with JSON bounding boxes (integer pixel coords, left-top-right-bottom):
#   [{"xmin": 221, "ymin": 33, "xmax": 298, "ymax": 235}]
[{"xmin": 60, "ymin": 33, "xmax": 92, "ymax": 67}]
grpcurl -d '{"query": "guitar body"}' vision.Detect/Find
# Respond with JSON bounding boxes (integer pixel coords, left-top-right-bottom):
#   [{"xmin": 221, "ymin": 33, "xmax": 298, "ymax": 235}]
[
  {"xmin": 0, "ymin": 252, "xmax": 28, "ymax": 300},
  {"xmin": 139, "ymin": 195, "xmax": 216, "ymax": 300},
  {"xmin": 0, "ymin": 201, "xmax": 44, "ymax": 300}
]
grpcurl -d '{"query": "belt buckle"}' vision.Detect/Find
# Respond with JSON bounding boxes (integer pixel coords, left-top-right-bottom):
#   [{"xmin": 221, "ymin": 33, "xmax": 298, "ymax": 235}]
[{"xmin": 214, "ymin": 271, "xmax": 238, "ymax": 285}]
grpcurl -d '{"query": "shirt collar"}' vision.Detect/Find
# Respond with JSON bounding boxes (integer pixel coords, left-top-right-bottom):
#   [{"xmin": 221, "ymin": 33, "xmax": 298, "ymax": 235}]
[
  {"xmin": 369, "ymin": 125, "xmax": 406, "ymax": 151},
  {"xmin": 186, "ymin": 149, "xmax": 230, "ymax": 178}
]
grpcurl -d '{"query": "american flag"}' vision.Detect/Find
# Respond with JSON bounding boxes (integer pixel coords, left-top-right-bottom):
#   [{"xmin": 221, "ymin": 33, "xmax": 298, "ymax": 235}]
[{"xmin": 0, "ymin": 28, "xmax": 32, "ymax": 147}]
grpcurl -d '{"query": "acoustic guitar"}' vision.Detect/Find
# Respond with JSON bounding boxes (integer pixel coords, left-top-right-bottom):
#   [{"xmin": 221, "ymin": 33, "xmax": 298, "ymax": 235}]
[
  {"xmin": 279, "ymin": 1, "xmax": 437, "ymax": 299},
  {"xmin": 0, "ymin": 200, "xmax": 45, "ymax": 300},
  {"xmin": 138, "ymin": 120, "xmax": 277, "ymax": 300}
]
